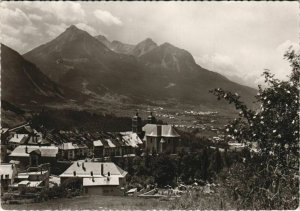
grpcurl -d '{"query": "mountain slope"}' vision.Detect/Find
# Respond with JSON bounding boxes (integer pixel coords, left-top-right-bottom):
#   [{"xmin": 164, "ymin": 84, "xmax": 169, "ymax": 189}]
[
  {"xmin": 95, "ymin": 35, "xmax": 135, "ymax": 55},
  {"xmin": 131, "ymin": 38, "xmax": 157, "ymax": 57},
  {"xmin": 23, "ymin": 25, "xmax": 256, "ymax": 108},
  {"xmin": 110, "ymin": 40, "xmax": 135, "ymax": 55},
  {"xmin": 24, "ymin": 25, "xmax": 119, "ymax": 82},
  {"xmin": 1, "ymin": 44, "xmax": 67, "ymax": 104},
  {"xmin": 24, "ymin": 25, "xmax": 147, "ymax": 99}
]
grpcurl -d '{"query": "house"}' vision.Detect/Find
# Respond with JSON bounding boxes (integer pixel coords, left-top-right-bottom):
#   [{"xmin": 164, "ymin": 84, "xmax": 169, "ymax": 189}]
[
  {"xmin": 120, "ymin": 131, "xmax": 143, "ymax": 155},
  {"xmin": 59, "ymin": 142, "xmax": 76, "ymax": 160},
  {"xmin": 27, "ymin": 132, "xmax": 51, "ymax": 146},
  {"xmin": 9, "ymin": 145, "xmax": 59, "ymax": 168},
  {"xmin": 92, "ymin": 132, "xmax": 143, "ymax": 158},
  {"xmin": 0, "ymin": 163, "xmax": 17, "ymax": 194},
  {"xmin": 143, "ymin": 124, "xmax": 180, "ymax": 154},
  {"xmin": 93, "ymin": 140, "xmax": 104, "ymax": 158},
  {"xmin": 59, "ymin": 142, "xmax": 89, "ymax": 160},
  {"xmin": 60, "ymin": 161, "xmax": 127, "ymax": 196},
  {"xmin": 11, "ymin": 164, "xmax": 50, "ymax": 190},
  {"xmin": 8, "ymin": 134, "xmax": 29, "ymax": 149}
]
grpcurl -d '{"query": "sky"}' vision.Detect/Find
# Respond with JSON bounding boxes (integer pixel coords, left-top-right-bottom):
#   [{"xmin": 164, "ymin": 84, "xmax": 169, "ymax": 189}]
[{"xmin": 0, "ymin": 1, "xmax": 298, "ymax": 88}]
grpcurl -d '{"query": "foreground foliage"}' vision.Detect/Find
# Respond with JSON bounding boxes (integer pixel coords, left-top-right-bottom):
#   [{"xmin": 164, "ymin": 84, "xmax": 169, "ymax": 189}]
[{"xmin": 210, "ymin": 49, "xmax": 299, "ymax": 209}]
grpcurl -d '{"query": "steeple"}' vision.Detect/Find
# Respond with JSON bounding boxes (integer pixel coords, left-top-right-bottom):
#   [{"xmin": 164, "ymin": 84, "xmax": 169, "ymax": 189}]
[
  {"xmin": 147, "ymin": 111, "xmax": 156, "ymax": 124},
  {"xmin": 132, "ymin": 111, "xmax": 142, "ymax": 135}
]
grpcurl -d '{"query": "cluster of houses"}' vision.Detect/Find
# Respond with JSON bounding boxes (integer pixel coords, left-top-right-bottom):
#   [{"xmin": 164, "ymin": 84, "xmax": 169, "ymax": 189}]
[{"xmin": 0, "ymin": 112, "xmax": 182, "ymax": 201}]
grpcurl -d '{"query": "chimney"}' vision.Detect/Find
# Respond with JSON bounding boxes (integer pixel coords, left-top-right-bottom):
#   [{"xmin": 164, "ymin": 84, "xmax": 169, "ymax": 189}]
[
  {"xmin": 90, "ymin": 171, "xmax": 93, "ymax": 176},
  {"xmin": 73, "ymin": 171, "xmax": 76, "ymax": 176},
  {"xmin": 101, "ymin": 163, "xmax": 104, "ymax": 176},
  {"xmin": 107, "ymin": 172, "xmax": 110, "ymax": 181}
]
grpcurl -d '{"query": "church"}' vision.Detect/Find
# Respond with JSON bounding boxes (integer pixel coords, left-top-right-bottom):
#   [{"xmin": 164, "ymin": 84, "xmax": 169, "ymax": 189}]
[{"xmin": 131, "ymin": 111, "xmax": 181, "ymax": 154}]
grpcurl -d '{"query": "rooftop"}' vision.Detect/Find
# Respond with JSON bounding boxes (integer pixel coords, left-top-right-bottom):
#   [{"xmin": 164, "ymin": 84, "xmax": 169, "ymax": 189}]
[
  {"xmin": 60, "ymin": 161, "xmax": 127, "ymax": 178},
  {"xmin": 8, "ymin": 134, "xmax": 28, "ymax": 144},
  {"xmin": 143, "ymin": 124, "xmax": 180, "ymax": 138},
  {"xmin": 9, "ymin": 145, "xmax": 59, "ymax": 157}
]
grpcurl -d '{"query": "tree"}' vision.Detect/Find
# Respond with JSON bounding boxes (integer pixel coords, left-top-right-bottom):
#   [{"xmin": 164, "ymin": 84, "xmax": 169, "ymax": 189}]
[
  {"xmin": 153, "ymin": 154, "xmax": 176, "ymax": 187},
  {"xmin": 210, "ymin": 147, "xmax": 223, "ymax": 174},
  {"xmin": 210, "ymin": 49, "xmax": 299, "ymax": 209},
  {"xmin": 201, "ymin": 147, "xmax": 210, "ymax": 181}
]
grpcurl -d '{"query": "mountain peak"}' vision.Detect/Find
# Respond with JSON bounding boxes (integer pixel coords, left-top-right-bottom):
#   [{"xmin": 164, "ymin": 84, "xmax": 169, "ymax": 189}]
[
  {"xmin": 142, "ymin": 38, "xmax": 156, "ymax": 45},
  {"xmin": 62, "ymin": 25, "xmax": 89, "ymax": 37},
  {"xmin": 95, "ymin": 34, "xmax": 109, "ymax": 41},
  {"xmin": 66, "ymin": 25, "xmax": 79, "ymax": 31},
  {"xmin": 131, "ymin": 38, "xmax": 157, "ymax": 57}
]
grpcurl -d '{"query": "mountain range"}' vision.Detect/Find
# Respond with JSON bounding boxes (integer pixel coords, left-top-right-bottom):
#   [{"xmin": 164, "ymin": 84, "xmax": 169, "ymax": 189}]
[{"xmin": 2, "ymin": 25, "xmax": 256, "ymax": 113}]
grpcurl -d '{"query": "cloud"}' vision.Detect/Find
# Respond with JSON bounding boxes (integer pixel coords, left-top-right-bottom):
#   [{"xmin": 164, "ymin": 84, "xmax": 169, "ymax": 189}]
[
  {"xmin": 93, "ymin": 9, "xmax": 122, "ymax": 26},
  {"xmin": 35, "ymin": 2, "xmax": 86, "ymax": 23},
  {"xmin": 196, "ymin": 53, "xmax": 263, "ymax": 88},
  {"xmin": 28, "ymin": 14, "xmax": 43, "ymax": 21},
  {"xmin": 75, "ymin": 23, "xmax": 97, "ymax": 36},
  {"xmin": 45, "ymin": 23, "xmax": 67, "ymax": 38},
  {"xmin": 196, "ymin": 53, "xmax": 239, "ymax": 76},
  {"xmin": 0, "ymin": 7, "xmax": 31, "ymax": 26}
]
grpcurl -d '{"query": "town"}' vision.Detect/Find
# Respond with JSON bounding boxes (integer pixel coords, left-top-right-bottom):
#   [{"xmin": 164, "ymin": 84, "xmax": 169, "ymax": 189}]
[
  {"xmin": 1, "ymin": 108, "xmax": 249, "ymax": 205},
  {"xmin": 2, "ymin": 111, "xmax": 241, "ymax": 204}
]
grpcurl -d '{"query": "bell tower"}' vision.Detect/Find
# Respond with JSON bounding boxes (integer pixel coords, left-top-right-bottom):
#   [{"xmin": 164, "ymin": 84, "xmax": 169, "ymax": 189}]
[
  {"xmin": 147, "ymin": 112, "xmax": 156, "ymax": 124},
  {"xmin": 132, "ymin": 111, "xmax": 142, "ymax": 135}
]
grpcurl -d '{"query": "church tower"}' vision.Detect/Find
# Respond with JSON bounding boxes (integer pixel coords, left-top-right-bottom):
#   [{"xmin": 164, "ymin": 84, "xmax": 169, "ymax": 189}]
[
  {"xmin": 132, "ymin": 111, "xmax": 142, "ymax": 135},
  {"xmin": 147, "ymin": 112, "xmax": 156, "ymax": 124}
]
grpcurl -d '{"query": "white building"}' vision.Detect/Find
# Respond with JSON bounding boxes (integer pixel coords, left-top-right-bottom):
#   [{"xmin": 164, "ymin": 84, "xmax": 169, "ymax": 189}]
[{"xmin": 60, "ymin": 161, "xmax": 127, "ymax": 195}]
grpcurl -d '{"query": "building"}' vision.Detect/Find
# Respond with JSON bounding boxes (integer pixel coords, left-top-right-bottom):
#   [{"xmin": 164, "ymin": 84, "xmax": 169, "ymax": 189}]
[
  {"xmin": 8, "ymin": 134, "xmax": 29, "ymax": 149},
  {"xmin": 93, "ymin": 140, "xmax": 104, "ymax": 158},
  {"xmin": 59, "ymin": 142, "xmax": 90, "ymax": 160},
  {"xmin": 60, "ymin": 161, "xmax": 127, "ymax": 196},
  {"xmin": 59, "ymin": 142, "xmax": 76, "ymax": 160},
  {"xmin": 132, "ymin": 112, "xmax": 142, "ymax": 136},
  {"xmin": 11, "ymin": 163, "xmax": 50, "ymax": 190},
  {"xmin": 2, "ymin": 164, "xmax": 51, "ymax": 203},
  {"xmin": 92, "ymin": 132, "xmax": 143, "ymax": 158},
  {"xmin": 147, "ymin": 112, "xmax": 157, "ymax": 124},
  {"xmin": 9, "ymin": 145, "xmax": 59, "ymax": 168},
  {"xmin": 0, "ymin": 163, "xmax": 17, "ymax": 194},
  {"xmin": 143, "ymin": 124, "xmax": 180, "ymax": 154}
]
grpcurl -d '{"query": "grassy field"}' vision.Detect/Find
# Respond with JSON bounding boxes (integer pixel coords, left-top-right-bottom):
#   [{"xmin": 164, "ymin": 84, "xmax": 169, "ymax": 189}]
[
  {"xmin": 2, "ymin": 195, "xmax": 170, "ymax": 210},
  {"xmin": 2, "ymin": 185, "xmax": 236, "ymax": 210}
]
